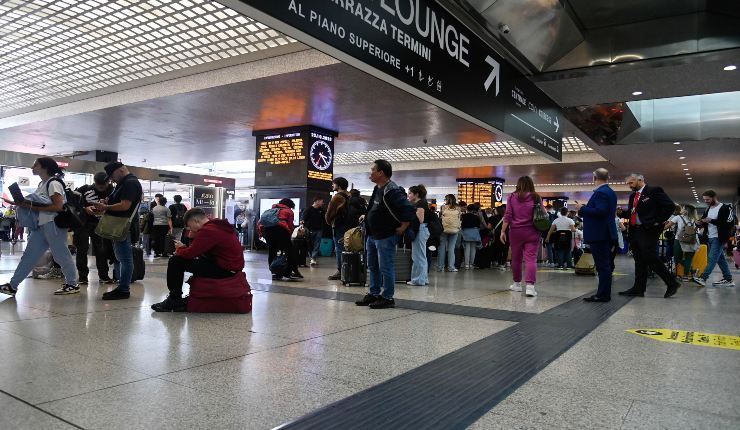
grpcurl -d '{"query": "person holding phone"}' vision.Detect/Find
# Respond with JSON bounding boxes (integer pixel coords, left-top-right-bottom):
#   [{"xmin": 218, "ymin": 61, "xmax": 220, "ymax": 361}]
[
  {"xmin": 151, "ymin": 208, "xmax": 245, "ymax": 312},
  {"xmin": 1, "ymin": 157, "xmax": 78, "ymax": 296}
]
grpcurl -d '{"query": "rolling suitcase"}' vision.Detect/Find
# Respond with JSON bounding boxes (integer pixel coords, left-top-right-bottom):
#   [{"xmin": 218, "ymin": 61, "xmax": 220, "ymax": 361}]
[
  {"xmin": 187, "ymin": 272, "xmax": 252, "ymax": 313},
  {"xmin": 395, "ymin": 245, "xmax": 413, "ymax": 283},
  {"xmin": 319, "ymin": 237, "xmax": 334, "ymax": 257},
  {"xmin": 341, "ymin": 251, "xmax": 366, "ymax": 286},
  {"xmin": 292, "ymin": 237, "xmax": 308, "ymax": 267},
  {"xmin": 131, "ymin": 246, "xmax": 145, "ymax": 281}
]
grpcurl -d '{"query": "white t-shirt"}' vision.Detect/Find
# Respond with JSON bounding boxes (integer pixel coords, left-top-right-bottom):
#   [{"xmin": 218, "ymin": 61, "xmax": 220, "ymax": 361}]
[
  {"xmin": 36, "ymin": 178, "xmax": 66, "ymax": 226},
  {"xmin": 552, "ymin": 214, "xmax": 575, "ymax": 231},
  {"xmin": 671, "ymin": 214, "xmax": 699, "ymax": 251},
  {"xmin": 706, "ymin": 204, "xmax": 721, "ymax": 238}
]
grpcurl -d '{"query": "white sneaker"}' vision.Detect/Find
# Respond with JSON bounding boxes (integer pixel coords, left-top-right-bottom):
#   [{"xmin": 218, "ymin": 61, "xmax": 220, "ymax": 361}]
[
  {"xmin": 693, "ymin": 277, "xmax": 706, "ymax": 287},
  {"xmin": 712, "ymin": 279, "xmax": 735, "ymax": 287},
  {"xmin": 310, "ymin": 259, "xmax": 317, "ymax": 266},
  {"xmin": 509, "ymin": 282, "xmax": 522, "ymax": 292},
  {"xmin": 525, "ymin": 284, "xmax": 537, "ymax": 297}
]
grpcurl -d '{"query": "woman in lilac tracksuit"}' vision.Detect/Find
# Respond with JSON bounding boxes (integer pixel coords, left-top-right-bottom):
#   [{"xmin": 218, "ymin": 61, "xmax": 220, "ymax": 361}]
[{"xmin": 500, "ymin": 176, "xmax": 541, "ymax": 297}]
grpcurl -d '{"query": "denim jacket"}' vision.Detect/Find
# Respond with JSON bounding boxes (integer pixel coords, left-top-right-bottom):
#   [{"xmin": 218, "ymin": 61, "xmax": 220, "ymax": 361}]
[{"xmin": 16, "ymin": 194, "xmax": 52, "ymax": 230}]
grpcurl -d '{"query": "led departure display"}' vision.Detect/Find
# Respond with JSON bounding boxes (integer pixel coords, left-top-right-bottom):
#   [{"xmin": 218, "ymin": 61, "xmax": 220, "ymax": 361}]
[{"xmin": 457, "ymin": 177, "xmax": 505, "ymax": 208}]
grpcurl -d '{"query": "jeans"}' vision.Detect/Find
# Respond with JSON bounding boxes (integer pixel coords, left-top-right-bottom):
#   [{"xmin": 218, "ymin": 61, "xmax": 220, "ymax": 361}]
[
  {"xmin": 333, "ymin": 225, "xmax": 347, "ymax": 271},
  {"xmin": 437, "ymin": 232, "xmax": 458, "ymax": 270},
  {"xmin": 555, "ymin": 246, "xmax": 573, "ymax": 268},
  {"xmin": 701, "ymin": 237, "xmax": 732, "ymax": 281},
  {"xmin": 308, "ymin": 229, "xmax": 322, "ymax": 259},
  {"xmin": 463, "ymin": 241, "xmax": 478, "ymax": 267},
  {"xmin": 589, "ymin": 240, "xmax": 614, "ymax": 298},
  {"xmin": 141, "ymin": 233, "xmax": 152, "ymax": 255},
  {"xmin": 367, "ymin": 235, "xmax": 398, "ymax": 299},
  {"xmin": 545, "ymin": 241, "xmax": 554, "ymax": 263},
  {"xmin": 10, "ymin": 221, "xmax": 78, "ymax": 288},
  {"xmin": 171, "ymin": 227, "xmax": 184, "ymax": 242},
  {"xmin": 167, "ymin": 255, "xmax": 235, "ymax": 297},
  {"xmin": 112, "ymin": 235, "xmax": 133, "ymax": 293},
  {"xmin": 410, "ymin": 224, "xmax": 430, "ymax": 285}
]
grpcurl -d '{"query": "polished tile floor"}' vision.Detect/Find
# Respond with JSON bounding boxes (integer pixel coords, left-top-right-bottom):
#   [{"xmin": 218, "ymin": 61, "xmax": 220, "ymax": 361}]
[{"xmin": 0, "ymin": 242, "xmax": 738, "ymax": 429}]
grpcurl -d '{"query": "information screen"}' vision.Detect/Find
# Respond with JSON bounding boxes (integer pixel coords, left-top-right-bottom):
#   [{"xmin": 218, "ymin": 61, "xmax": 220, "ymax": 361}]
[
  {"xmin": 457, "ymin": 178, "xmax": 505, "ymax": 209},
  {"xmin": 255, "ymin": 132, "xmax": 307, "ymax": 187}
]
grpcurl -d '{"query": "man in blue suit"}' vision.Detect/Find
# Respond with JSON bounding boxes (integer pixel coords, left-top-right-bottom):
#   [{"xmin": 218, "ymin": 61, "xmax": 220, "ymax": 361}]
[{"xmin": 576, "ymin": 168, "xmax": 618, "ymax": 302}]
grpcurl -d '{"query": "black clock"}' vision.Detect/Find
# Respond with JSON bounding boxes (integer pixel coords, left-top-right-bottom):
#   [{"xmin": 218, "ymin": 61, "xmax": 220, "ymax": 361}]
[{"xmin": 310, "ymin": 140, "xmax": 333, "ymax": 171}]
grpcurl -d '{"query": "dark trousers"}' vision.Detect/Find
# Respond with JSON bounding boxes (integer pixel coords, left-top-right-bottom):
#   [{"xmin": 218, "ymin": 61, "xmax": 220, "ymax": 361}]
[
  {"xmin": 152, "ymin": 225, "xmax": 169, "ymax": 256},
  {"xmin": 589, "ymin": 240, "xmax": 614, "ymax": 298},
  {"xmin": 630, "ymin": 226, "xmax": 676, "ymax": 292},
  {"xmin": 262, "ymin": 226, "xmax": 297, "ymax": 271},
  {"xmin": 73, "ymin": 221, "xmax": 115, "ymax": 281},
  {"xmin": 492, "ymin": 241, "xmax": 509, "ymax": 266},
  {"xmin": 167, "ymin": 255, "xmax": 234, "ymax": 297}
]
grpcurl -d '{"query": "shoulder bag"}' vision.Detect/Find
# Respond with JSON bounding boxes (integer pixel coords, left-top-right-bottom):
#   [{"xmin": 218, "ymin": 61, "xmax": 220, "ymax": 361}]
[{"xmin": 96, "ymin": 205, "xmax": 139, "ymax": 242}]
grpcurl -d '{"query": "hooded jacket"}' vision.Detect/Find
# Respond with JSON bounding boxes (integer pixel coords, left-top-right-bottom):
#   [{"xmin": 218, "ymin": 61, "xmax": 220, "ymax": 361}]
[
  {"xmin": 257, "ymin": 203, "xmax": 295, "ymax": 237},
  {"xmin": 175, "ymin": 218, "xmax": 244, "ymax": 272}
]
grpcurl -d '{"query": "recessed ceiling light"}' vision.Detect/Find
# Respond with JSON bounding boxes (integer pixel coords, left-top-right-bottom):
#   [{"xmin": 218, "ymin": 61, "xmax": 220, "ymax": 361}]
[
  {"xmin": 681, "ymin": 163, "xmax": 687, "ymax": 166},
  {"xmin": 724, "ymin": 65, "xmax": 737, "ymax": 71},
  {"xmin": 685, "ymin": 173, "xmax": 690, "ymax": 175},
  {"xmin": 673, "ymin": 141, "xmax": 681, "ymax": 145},
  {"xmin": 676, "ymin": 149, "xmax": 683, "ymax": 152},
  {"xmin": 679, "ymin": 156, "xmax": 686, "ymax": 159},
  {"xmin": 632, "ymin": 91, "xmax": 643, "ymax": 96},
  {"xmin": 687, "ymin": 177, "xmax": 693, "ymax": 180},
  {"xmin": 683, "ymin": 168, "xmax": 689, "ymax": 171}
]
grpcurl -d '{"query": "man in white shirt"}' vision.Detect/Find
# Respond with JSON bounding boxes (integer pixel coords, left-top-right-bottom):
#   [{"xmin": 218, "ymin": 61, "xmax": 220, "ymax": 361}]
[
  {"xmin": 695, "ymin": 190, "xmax": 734, "ymax": 287},
  {"xmin": 546, "ymin": 207, "xmax": 576, "ymax": 269}
]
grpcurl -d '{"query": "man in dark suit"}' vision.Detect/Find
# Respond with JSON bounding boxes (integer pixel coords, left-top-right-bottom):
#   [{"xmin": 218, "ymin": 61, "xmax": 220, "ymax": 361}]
[
  {"xmin": 577, "ymin": 168, "xmax": 618, "ymax": 302},
  {"xmin": 619, "ymin": 173, "xmax": 681, "ymax": 298}
]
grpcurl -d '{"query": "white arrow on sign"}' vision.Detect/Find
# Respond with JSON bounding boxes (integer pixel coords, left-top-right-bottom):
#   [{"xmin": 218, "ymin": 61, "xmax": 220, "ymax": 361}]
[
  {"xmin": 483, "ymin": 55, "xmax": 500, "ymax": 96},
  {"xmin": 554, "ymin": 116, "xmax": 559, "ymax": 133}
]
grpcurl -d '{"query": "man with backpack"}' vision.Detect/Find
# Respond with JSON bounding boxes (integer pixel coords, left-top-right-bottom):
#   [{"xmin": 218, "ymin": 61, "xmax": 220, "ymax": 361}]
[
  {"xmin": 694, "ymin": 190, "xmax": 735, "ymax": 287},
  {"xmin": 325, "ymin": 177, "xmax": 351, "ymax": 280},
  {"xmin": 73, "ymin": 172, "xmax": 115, "ymax": 285},
  {"xmin": 169, "ymin": 195, "xmax": 187, "ymax": 242},
  {"xmin": 354, "ymin": 160, "xmax": 416, "ymax": 309}
]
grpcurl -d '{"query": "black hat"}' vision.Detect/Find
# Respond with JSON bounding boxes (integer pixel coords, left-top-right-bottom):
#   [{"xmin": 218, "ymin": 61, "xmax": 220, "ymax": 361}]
[{"xmin": 104, "ymin": 161, "xmax": 124, "ymax": 177}]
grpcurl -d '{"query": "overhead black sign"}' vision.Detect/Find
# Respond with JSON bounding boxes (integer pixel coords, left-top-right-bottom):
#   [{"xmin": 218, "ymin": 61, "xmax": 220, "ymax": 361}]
[
  {"xmin": 193, "ymin": 186, "xmax": 218, "ymax": 219},
  {"xmin": 227, "ymin": 0, "xmax": 562, "ymax": 160}
]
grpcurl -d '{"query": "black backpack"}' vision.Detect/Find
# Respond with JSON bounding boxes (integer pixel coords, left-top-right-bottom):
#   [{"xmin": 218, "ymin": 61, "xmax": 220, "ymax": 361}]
[
  {"xmin": 344, "ymin": 196, "xmax": 367, "ymax": 229},
  {"xmin": 426, "ymin": 210, "xmax": 443, "ymax": 239},
  {"xmin": 46, "ymin": 177, "xmax": 83, "ymax": 229},
  {"xmin": 170, "ymin": 203, "xmax": 186, "ymax": 228}
]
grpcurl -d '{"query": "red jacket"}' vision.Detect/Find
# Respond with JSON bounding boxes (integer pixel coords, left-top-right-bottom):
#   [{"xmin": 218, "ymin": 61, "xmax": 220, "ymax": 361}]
[
  {"xmin": 258, "ymin": 203, "xmax": 295, "ymax": 237},
  {"xmin": 175, "ymin": 219, "xmax": 244, "ymax": 272}
]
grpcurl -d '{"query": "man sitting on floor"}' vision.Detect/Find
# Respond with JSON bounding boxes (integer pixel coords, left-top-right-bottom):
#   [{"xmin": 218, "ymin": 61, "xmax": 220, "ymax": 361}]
[{"xmin": 152, "ymin": 208, "xmax": 245, "ymax": 312}]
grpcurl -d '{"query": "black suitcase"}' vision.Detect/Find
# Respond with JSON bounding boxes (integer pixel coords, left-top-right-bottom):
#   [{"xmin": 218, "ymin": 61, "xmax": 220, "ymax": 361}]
[
  {"xmin": 292, "ymin": 237, "xmax": 308, "ymax": 267},
  {"xmin": 164, "ymin": 233, "xmax": 176, "ymax": 256},
  {"xmin": 341, "ymin": 251, "xmax": 366, "ymax": 286},
  {"xmin": 131, "ymin": 246, "xmax": 145, "ymax": 281},
  {"xmin": 394, "ymin": 246, "xmax": 412, "ymax": 283}
]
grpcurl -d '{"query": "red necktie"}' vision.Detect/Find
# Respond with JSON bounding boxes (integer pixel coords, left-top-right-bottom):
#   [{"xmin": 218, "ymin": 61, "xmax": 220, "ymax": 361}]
[{"xmin": 630, "ymin": 191, "xmax": 641, "ymax": 226}]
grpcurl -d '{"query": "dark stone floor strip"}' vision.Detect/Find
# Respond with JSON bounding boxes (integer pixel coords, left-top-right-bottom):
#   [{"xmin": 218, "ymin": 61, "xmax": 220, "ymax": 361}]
[
  {"xmin": 250, "ymin": 282, "xmax": 533, "ymax": 322},
  {"xmin": 275, "ymin": 294, "xmax": 632, "ymax": 430}
]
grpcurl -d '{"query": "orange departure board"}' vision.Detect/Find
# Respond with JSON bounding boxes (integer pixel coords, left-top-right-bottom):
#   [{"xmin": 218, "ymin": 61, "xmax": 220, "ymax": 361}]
[
  {"xmin": 256, "ymin": 134, "xmax": 306, "ymax": 166},
  {"xmin": 457, "ymin": 183, "xmax": 493, "ymax": 208}
]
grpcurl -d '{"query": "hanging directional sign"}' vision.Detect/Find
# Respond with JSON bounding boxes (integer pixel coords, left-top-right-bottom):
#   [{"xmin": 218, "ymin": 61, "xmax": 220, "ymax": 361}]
[{"xmin": 224, "ymin": 0, "xmax": 562, "ymax": 161}]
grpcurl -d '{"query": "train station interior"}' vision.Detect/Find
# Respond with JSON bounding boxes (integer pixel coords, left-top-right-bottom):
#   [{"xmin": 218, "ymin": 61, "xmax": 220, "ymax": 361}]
[{"xmin": 1, "ymin": 1, "xmax": 739, "ymax": 429}]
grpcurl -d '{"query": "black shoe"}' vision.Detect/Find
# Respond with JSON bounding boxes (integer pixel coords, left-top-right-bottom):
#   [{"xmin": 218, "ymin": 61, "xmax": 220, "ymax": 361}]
[
  {"xmin": 355, "ymin": 293, "xmax": 379, "ymax": 306},
  {"xmin": 78, "ymin": 279, "xmax": 88, "ymax": 285},
  {"xmin": 328, "ymin": 271, "xmax": 341, "ymax": 280},
  {"xmin": 664, "ymin": 282, "xmax": 680, "ymax": 298},
  {"xmin": 291, "ymin": 270, "xmax": 304, "ymax": 279},
  {"xmin": 272, "ymin": 274, "xmax": 283, "ymax": 280},
  {"xmin": 369, "ymin": 297, "xmax": 395, "ymax": 309},
  {"xmin": 102, "ymin": 288, "xmax": 130, "ymax": 300},
  {"xmin": 583, "ymin": 295, "xmax": 611, "ymax": 302},
  {"xmin": 618, "ymin": 288, "xmax": 644, "ymax": 297},
  {"xmin": 0, "ymin": 283, "xmax": 18, "ymax": 297},
  {"xmin": 151, "ymin": 295, "xmax": 187, "ymax": 312}
]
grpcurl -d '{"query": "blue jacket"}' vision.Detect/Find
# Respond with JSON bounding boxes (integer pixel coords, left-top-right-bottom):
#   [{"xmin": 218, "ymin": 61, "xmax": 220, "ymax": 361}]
[
  {"xmin": 578, "ymin": 183, "xmax": 618, "ymax": 243},
  {"xmin": 16, "ymin": 194, "xmax": 52, "ymax": 230}
]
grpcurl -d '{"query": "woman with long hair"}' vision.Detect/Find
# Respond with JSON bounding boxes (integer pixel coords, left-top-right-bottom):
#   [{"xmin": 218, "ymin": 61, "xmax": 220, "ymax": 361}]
[
  {"xmin": 407, "ymin": 185, "xmax": 431, "ymax": 285},
  {"xmin": 500, "ymin": 176, "xmax": 541, "ymax": 297},
  {"xmin": 1, "ymin": 157, "xmax": 78, "ymax": 296},
  {"xmin": 666, "ymin": 204, "xmax": 700, "ymax": 282},
  {"xmin": 438, "ymin": 194, "xmax": 461, "ymax": 272}
]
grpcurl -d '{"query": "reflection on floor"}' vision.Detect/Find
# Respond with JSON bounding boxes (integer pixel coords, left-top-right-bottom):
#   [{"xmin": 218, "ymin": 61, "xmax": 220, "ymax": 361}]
[{"xmin": 0, "ymin": 241, "xmax": 738, "ymax": 429}]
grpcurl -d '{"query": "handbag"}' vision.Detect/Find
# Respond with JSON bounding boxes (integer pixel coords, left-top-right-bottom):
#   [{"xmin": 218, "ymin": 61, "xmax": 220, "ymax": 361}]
[{"xmin": 95, "ymin": 205, "xmax": 139, "ymax": 241}]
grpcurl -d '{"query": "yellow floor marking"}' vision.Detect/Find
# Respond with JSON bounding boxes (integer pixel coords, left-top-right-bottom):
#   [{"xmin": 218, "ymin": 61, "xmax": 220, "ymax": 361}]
[{"xmin": 627, "ymin": 329, "xmax": 740, "ymax": 351}]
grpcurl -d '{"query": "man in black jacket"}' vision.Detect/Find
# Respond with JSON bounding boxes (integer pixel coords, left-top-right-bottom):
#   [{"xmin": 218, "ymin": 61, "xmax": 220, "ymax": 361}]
[
  {"xmin": 619, "ymin": 173, "xmax": 681, "ymax": 298},
  {"xmin": 355, "ymin": 159, "xmax": 416, "ymax": 309},
  {"xmin": 694, "ymin": 190, "xmax": 735, "ymax": 287},
  {"xmin": 73, "ymin": 172, "xmax": 115, "ymax": 284}
]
